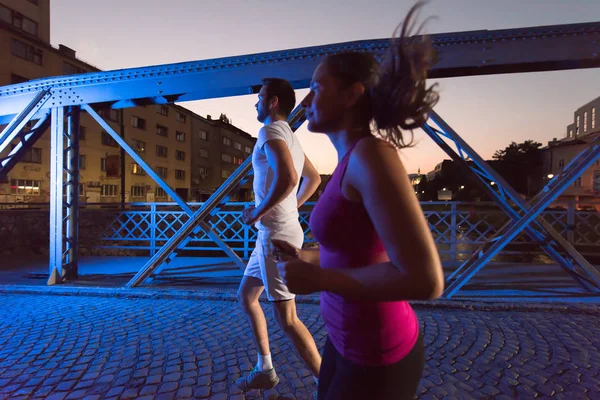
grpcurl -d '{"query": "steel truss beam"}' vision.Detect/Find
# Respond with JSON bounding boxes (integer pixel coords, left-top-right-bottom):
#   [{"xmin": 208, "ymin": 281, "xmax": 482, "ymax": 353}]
[
  {"xmin": 422, "ymin": 113, "xmax": 600, "ymax": 297},
  {"xmin": 1, "ymin": 22, "xmax": 598, "ymax": 291},
  {"xmin": 424, "ymin": 111, "xmax": 600, "ymax": 297},
  {"xmin": 47, "ymin": 105, "xmax": 83, "ymax": 284},
  {"xmin": 0, "ymin": 90, "xmax": 51, "ymax": 181},
  {"xmin": 125, "ymin": 106, "xmax": 304, "ymax": 287},
  {"xmin": 82, "ymin": 105, "xmax": 246, "ymax": 272},
  {"xmin": 64, "ymin": 106, "xmax": 80, "ymax": 280},
  {"xmin": 0, "ymin": 110, "xmax": 50, "ymax": 180},
  {"xmin": 0, "ymin": 22, "xmax": 598, "ymax": 123},
  {"xmin": 48, "ymin": 107, "xmax": 65, "ymax": 283}
]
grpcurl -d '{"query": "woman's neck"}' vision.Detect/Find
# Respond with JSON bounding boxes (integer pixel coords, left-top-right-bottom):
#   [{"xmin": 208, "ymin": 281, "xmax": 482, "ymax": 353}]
[{"xmin": 327, "ymin": 126, "xmax": 372, "ymax": 162}]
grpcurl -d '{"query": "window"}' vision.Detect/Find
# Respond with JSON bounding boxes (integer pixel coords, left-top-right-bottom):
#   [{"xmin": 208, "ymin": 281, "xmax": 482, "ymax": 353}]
[
  {"xmin": 0, "ymin": 5, "xmax": 10, "ymax": 24},
  {"xmin": 232, "ymin": 156, "xmax": 243, "ymax": 165},
  {"xmin": 234, "ymin": 142, "xmax": 242, "ymax": 151},
  {"xmin": 568, "ymin": 129, "xmax": 573, "ymax": 139},
  {"xmin": 13, "ymin": 146, "xmax": 42, "ymax": 163},
  {"xmin": 573, "ymin": 177, "xmax": 582, "ymax": 188},
  {"xmin": 156, "ymin": 166, "xmax": 168, "ymax": 178},
  {"xmin": 245, "ymin": 146, "xmax": 252, "ymax": 153},
  {"xmin": 175, "ymin": 169, "xmax": 186, "ymax": 180},
  {"xmin": 156, "ymin": 187, "xmax": 167, "ymax": 198},
  {"xmin": 1, "ymin": 5, "xmax": 38, "ymax": 36},
  {"xmin": 593, "ymin": 108, "xmax": 597, "ymax": 130},
  {"xmin": 221, "ymin": 170, "xmax": 231, "ymax": 179},
  {"xmin": 576, "ymin": 116, "xmax": 580, "ymax": 134},
  {"xmin": 176, "ymin": 112, "xmax": 187, "ymax": 123},
  {"xmin": 199, "ymin": 149, "xmax": 209, "ymax": 159},
  {"xmin": 157, "ymin": 105, "xmax": 169, "ymax": 116},
  {"xmin": 198, "ymin": 130, "xmax": 208, "ymax": 140},
  {"xmin": 222, "ymin": 137, "xmax": 232, "ymax": 147},
  {"xmin": 11, "ymin": 74, "xmax": 29, "ymax": 84},
  {"xmin": 156, "ymin": 145, "xmax": 168, "ymax": 158},
  {"xmin": 79, "ymin": 184, "xmax": 85, "ymax": 196},
  {"xmin": 156, "ymin": 124, "xmax": 168, "ymax": 137},
  {"xmin": 176, "ymin": 150, "xmax": 186, "ymax": 161},
  {"xmin": 101, "ymin": 131, "xmax": 118, "ymax": 147},
  {"xmin": 131, "ymin": 162, "xmax": 145, "ymax": 175},
  {"xmin": 584, "ymin": 112, "xmax": 588, "ymax": 132},
  {"xmin": 101, "ymin": 158, "xmax": 106, "ymax": 172},
  {"xmin": 78, "ymin": 155, "xmax": 86, "ymax": 170},
  {"xmin": 22, "ymin": 18, "xmax": 37, "ymax": 36},
  {"xmin": 11, "ymin": 39, "xmax": 42, "ymax": 65},
  {"xmin": 132, "ymin": 139, "xmax": 146, "ymax": 153},
  {"xmin": 131, "ymin": 116, "xmax": 146, "ymax": 130},
  {"xmin": 99, "ymin": 108, "xmax": 120, "ymax": 122},
  {"xmin": 10, "ymin": 179, "xmax": 40, "ymax": 195},
  {"xmin": 79, "ymin": 126, "xmax": 86, "ymax": 141},
  {"xmin": 558, "ymin": 159, "xmax": 565, "ymax": 168},
  {"xmin": 25, "ymin": 147, "xmax": 42, "ymax": 163},
  {"xmin": 101, "ymin": 184, "xmax": 118, "ymax": 197},
  {"xmin": 63, "ymin": 62, "xmax": 85, "ymax": 75},
  {"xmin": 199, "ymin": 167, "xmax": 209, "ymax": 177},
  {"xmin": 176, "ymin": 131, "xmax": 186, "ymax": 142},
  {"xmin": 221, "ymin": 153, "xmax": 232, "ymax": 163},
  {"xmin": 131, "ymin": 186, "xmax": 146, "ymax": 197}
]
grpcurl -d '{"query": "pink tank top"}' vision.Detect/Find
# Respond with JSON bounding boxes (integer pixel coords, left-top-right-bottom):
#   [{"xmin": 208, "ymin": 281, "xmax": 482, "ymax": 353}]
[{"xmin": 309, "ymin": 139, "xmax": 419, "ymax": 366}]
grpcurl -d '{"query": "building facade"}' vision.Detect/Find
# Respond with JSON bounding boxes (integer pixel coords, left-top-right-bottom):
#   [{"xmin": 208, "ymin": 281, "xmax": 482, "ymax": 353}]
[
  {"xmin": 543, "ymin": 96, "xmax": 600, "ymax": 204},
  {"xmin": 0, "ymin": 0, "xmax": 255, "ymax": 204},
  {"xmin": 190, "ymin": 114, "xmax": 255, "ymax": 202}
]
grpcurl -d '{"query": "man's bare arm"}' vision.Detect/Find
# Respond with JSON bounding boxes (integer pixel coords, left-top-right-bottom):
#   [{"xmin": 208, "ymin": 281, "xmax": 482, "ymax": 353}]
[{"xmin": 296, "ymin": 155, "xmax": 321, "ymax": 207}]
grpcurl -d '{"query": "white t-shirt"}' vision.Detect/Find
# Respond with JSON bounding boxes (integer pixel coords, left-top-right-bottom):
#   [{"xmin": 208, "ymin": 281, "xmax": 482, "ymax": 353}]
[{"xmin": 252, "ymin": 120, "xmax": 305, "ymax": 231}]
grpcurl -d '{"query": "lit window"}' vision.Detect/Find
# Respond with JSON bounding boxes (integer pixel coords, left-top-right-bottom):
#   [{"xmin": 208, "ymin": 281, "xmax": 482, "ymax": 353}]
[
  {"xmin": 131, "ymin": 162, "xmax": 145, "ymax": 175},
  {"xmin": 10, "ymin": 179, "xmax": 41, "ymax": 195}
]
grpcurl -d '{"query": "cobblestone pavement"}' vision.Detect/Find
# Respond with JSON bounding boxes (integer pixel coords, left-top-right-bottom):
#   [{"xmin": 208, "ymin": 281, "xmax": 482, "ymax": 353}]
[{"xmin": 0, "ymin": 293, "xmax": 599, "ymax": 400}]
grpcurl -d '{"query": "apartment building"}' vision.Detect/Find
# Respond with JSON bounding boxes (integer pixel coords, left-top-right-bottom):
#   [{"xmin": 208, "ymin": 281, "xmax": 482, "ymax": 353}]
[{"xmin": 0, "ymin": 0, "xmax": 255, "ymax": 203}]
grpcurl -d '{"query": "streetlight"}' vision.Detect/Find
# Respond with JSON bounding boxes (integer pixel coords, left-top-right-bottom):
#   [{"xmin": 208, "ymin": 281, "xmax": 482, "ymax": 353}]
[
  {"xmin": 490, "ymin": 181, "xmax": 496, "ymax": 186},
  {"xmin": 460, "ymin": 185, "xmax": 465, "ymax": 189},
  {"xmin": 547, "ymin": 174, "xmax": 554, "ymax": 179}
]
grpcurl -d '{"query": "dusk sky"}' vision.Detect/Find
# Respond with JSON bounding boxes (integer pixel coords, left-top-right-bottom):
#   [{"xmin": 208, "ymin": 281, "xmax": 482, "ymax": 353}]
[{"xmin": 51, "ymin": 0, "xmax": 600, "ymax": 175}]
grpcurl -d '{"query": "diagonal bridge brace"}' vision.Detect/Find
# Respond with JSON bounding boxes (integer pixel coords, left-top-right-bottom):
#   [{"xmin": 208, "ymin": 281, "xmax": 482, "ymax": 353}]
[
  {"xmin": 0, "ymin": 91, "xmax": 52, "ymax": 180},
  {"xmin": 430, "ymin": 113, "xmax": 600, "ymax": 297},
  {"xmin": 421, "ymin": 116, "xmax": 600, "ymax": 294},
  {"xmin": 125, "ymin": 106, "xmax": 306, "ymax": 287},
  {"xmin": 83, "ymin": 105, "xmax": 246, "ymax": 273}
]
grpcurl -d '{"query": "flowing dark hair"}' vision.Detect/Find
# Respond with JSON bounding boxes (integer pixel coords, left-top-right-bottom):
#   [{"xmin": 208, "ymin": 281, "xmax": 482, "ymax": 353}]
[{"xmin": 322, "ymin": 1, "xmax": 439, "ymax": 148}]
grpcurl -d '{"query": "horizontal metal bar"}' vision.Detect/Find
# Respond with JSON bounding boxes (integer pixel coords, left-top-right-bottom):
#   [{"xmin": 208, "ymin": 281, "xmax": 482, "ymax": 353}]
[{"xmin": 1, "ymin": 22, "xmax": 598, "ymax": 120}]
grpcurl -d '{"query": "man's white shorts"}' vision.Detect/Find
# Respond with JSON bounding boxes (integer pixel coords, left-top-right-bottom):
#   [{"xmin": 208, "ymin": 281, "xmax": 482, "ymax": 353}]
[{"xmin": 244, "ymin": 224, "xmax": 304, "ymax": 301}]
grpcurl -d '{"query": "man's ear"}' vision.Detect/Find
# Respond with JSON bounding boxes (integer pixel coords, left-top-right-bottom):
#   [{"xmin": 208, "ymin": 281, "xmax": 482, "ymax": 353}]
[
  {"xmin": 269, "ymin": 95, "xmax": 280, "ymax": 111},
  {"xmin": 344, "ymin": 83, "xmax": 365, "ymax": 108}
]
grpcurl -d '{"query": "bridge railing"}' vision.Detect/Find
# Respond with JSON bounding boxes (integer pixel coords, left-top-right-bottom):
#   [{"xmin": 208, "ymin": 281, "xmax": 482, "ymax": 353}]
[{"xmin": 88, "ymin": 200, "xmax": 600, "ymax": 262}]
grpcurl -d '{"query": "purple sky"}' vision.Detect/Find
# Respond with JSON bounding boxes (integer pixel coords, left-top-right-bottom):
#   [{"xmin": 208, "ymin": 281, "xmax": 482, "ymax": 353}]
[{"xmin": 51, "ymin": 0, "xmax": 600, "ymax": 175}]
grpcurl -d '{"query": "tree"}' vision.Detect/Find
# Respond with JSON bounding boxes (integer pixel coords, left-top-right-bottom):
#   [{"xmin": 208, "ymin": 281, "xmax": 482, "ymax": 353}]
[{"xmin": 492, "ymin": 140, "xmax": 543, "ymax": 197}]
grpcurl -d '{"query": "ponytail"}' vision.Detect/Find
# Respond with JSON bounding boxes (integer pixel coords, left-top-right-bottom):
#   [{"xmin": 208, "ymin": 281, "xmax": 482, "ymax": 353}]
[{"xmin": 371, "ymin": 1, "xmax": 439, "ymax": 148}]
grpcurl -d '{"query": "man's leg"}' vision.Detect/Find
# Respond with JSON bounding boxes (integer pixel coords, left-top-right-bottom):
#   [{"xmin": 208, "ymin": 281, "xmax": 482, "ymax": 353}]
[
  {"xmin": 236, "ymin": 262, "xmax": 280, "ymax": 390},
  {"xmin": 272, "ymin": 299, "xmax": 321, "ymax": 378},
  {"xmin": 237, "ymin": 275, "xmax": 270, "ymax": 357}
]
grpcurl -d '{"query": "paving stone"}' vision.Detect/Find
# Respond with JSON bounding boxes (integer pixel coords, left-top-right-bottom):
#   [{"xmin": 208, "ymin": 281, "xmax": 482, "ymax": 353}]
[{"xmin": 0, "ymin": 293, "xmax": 597, "ymax": 399}]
